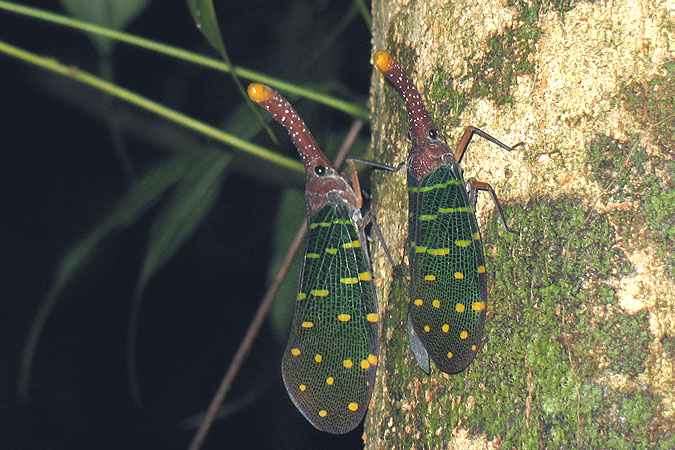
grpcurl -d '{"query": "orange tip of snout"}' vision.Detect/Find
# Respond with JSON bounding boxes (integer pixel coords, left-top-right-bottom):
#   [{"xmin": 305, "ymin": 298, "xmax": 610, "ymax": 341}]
[
  {"xmin": 373, "ymin": 50, "xmax": 394, "ymax": 73},
  {"xmin": 247, "ymin": 83, "xmax": 273, "ymax": 103}
]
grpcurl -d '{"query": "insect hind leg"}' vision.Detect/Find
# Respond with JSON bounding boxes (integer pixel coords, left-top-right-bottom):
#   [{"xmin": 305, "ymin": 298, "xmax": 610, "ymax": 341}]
[
  {"xmin": 454, "ymin": 126, "xmax": 524, "ymax": 164},
  {"xmin": 466, "ymin": 178, "xmax": 518, "ymax": 235},
  {"xmin": 362, "ymin": 211, "xmax": 396, "ymax": 267}
]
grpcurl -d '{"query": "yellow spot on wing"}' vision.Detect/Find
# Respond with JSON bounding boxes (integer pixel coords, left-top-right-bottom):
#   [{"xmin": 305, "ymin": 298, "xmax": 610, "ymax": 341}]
[
  {"xmin": 473, "ymin": 232, "xmax": 481, "ymax": 240},
  {"xmin": 411, "ymin": 180, "xmax": 462, "ymax": 193},
  {"xmin": 358, "ymin": 271, "xmax": 372, "ymax": 281},
  {"xmin": 319, "ymin": 410, "xmax": 327, "ymax": 417},
  {"xmin": 478, "ymin": 265, "xmax": 486, "ymax": 273},
  {"xmin": 415, "ymin": 246, "xmax": 427, "ymax": 253},
  {"xmin": 306, "ymin": 253, "xmax": 320, "ymax": 259},
  {"xmin": 432, "ymin": 299, "xmax": 441, "ymax": 308},
  {"xmin": 368, "ymin": 354, "xmax": 378, "ymax": 365},
  {"xmin": 428, "ymin": 248, "xmax": 450, "ymax": 256},
  {"xmin": 299, "ymin": 384, "xmax": 306, "ymax": 391},
  {"xmin": 472, "ymin": 301, "xmax": 486, "ymax": 311},
  {"xmin": 309, "ymin": 221, "xmax": 331, "ymax": 229},
  {"xmin": 424, "ymin": 274, "xmax": 436, "ymax": 281},
  {"xmin": 447, "ymin": 352, "xmax": 453, "ymax": 359},
  {"xmin": 454, "ymin": 272, "xmax": 464, "ymax": 279},
  {"xmin": 301, "ymin": 321, "xmax": 314, "ymax": 328},
  {"xmin": 348, "ymin": 402, "xmax": 359, "ymax": 411},
  {"xmin": 325, "ymin": 248, "xmax": 338, "ymax": 255},
  {"xmin": 342, "ymin": 240, "xmax": 361, "ymax": 248},
  {"xmin": 360, "ymin": 360, "xmax": 370, "ymax": 369},
  {"xmin": 424, "ymin": 325, "xmax": 430, "ymax": 332},
  {"xmin": 460, "ymin": 331, "xmax": 468, "ymax": 339},
  {"xmin": 472, "ymin": 345, "xmax": 477, "ymax": 351},
  {"xmin": 310, "ymin": 289, "xmax": 329, "ymax": 297},
  {"xmin": 343, "ymin": 359, "xmax": 353, "ymax": 368},
  {"xmin": 291, "ymin": 348, "xmax": 301, "ymax": 356},
  {"xmin": 456, "ymin": 303, "xmax": 466, "ymax": 313},
  {"xmin": 413, "ymin": 299, "xmax": 423, "ymax": 306},
  {"xmin": 297, "ymin": 293, "xmax": 306, "ymax": 300},
  {"xmin": 337, "ymin": 314, "xmax": 351, "ymax": 322},
  {"xmin": 419, "ymin": 214, "xmax": 437, "ymax": 221},
  {"xmin": 439, "ymin": 206, "xmax": 474, "ymax": 213},
  {"xmin": 326, "ymin": 377, "xmax": 334, "ymax": 385},
  {"xmin": 442, "ymin": 324, "xmax": 450, "ymax": 333},
  {"xmin": 314, "ymin": 354, "xmax": 323, "ymax": 363},
  {"xmin": 455, "ymin": 240, "xmax": 472, "ymax": 247},
  {"xmin": 340, "ymin": 277, "xmax": 359, "ymax": 285},
  {"xmin": 366, "ymin": 313, "xmax": 378, "ymax": 322}
]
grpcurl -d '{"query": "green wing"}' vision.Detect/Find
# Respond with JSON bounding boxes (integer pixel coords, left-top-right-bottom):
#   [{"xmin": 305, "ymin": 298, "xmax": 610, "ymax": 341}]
[
  {"xmin": 282, "ymin": 200, "xmax": 379, "ymax": 434},
  {"xmin": 408, "ymin": 163, "xmax": 487, "ymax": 374}
]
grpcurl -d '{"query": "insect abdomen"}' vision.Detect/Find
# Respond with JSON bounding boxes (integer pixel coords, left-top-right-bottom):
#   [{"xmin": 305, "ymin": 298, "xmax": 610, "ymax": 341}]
[{"xmin": 408, "ymin": 164, "xmax": 487, "ymax": 374}]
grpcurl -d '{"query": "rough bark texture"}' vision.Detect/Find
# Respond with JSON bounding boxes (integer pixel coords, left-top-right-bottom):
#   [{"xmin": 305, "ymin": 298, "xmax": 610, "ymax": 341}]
[{"xmin": 364, "ymin": 0, "xmax": 675, "ymax": 449}]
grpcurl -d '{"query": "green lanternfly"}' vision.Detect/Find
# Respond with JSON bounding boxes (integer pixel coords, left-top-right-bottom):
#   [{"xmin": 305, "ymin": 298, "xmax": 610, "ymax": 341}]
[
  {"xmin": 359, "ymin": 51, "xmax": 520, "ymax": 375},
  {"xmin": 248, "ymin": 83, "xmax": 380, "ymax": 433}
]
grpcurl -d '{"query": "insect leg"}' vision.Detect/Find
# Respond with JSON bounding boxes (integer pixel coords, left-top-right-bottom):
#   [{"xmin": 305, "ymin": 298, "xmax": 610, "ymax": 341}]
[
  {"xmin": 466, "ymin": 178, "xmax": 519, "ymax": 235},
  {"xmin": 346, "ymin": 159, "xmax": 364, "ymax": 208},
  {"xmin": 362, "ymin": 211, "xmax": 396, "ymax": 267},
  {"xmin": 454, "ymin": 126, "xmax": 524, "ymax": 164},
  {"xmin": 347, "ymin": 157, "xmax": 406, "ymax": 173}
]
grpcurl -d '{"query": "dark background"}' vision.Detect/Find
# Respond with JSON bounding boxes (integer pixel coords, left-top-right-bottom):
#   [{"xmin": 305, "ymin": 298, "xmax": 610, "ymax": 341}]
[{"xmin": 1, "ymin": 1, "xmax": 373, "ymax": 448}]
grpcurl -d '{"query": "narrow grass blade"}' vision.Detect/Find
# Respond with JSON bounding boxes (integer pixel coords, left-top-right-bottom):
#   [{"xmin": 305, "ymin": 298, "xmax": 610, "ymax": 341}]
[
  {"xmin": 60, "ymin": 0, "xmax": 152, "ymax": 55},
  {"xmin": 187, "ymin": 0, "xmax": 278, "ymax": 143}
]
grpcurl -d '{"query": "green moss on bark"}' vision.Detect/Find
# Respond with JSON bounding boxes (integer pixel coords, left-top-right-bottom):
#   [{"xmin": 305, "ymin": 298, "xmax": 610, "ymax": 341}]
[
  {"xmin": 587, "ymin": 134, "xmax": 675, "ymax": 278},
  {"xmin": 429, "ymin": 71, "xmax": 467, "ymax": 128},
  {"xmin": 619, "ymin": 60, "xmax": 675, "ymax": 154},
  {"xmin": 469, "ymin": 0, "xmax": 589, "ymax": 106},
  {"xmin": 508, "ymin": 0, "xmax": 580, "ymax": 20},
  {"xmin": 612, "ymin": 61, "xmax": 675, "ymax": 277},
  {"xmin": 371, "ymin": 196, "xmax": 666, "ymax": 448},
  {"xmin": 440, "ymin": 199, "xmax": 658, "ymax": 449},
  {"xmin": 469, "ymin": 23, "xmax": 540, "ymax": 105}
]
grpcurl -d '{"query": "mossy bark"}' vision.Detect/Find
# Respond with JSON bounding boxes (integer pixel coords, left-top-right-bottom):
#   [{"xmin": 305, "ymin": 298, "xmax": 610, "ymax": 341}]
[{"xmin": 364, "ymin": 0, "xmax": 675, "ymax": 448}]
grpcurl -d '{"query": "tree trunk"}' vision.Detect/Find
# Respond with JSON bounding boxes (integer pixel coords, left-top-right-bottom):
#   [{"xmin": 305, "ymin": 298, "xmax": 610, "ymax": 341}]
[{"xmin": 365, "ymin": 0, "xmax": 675, "ymax": 448}]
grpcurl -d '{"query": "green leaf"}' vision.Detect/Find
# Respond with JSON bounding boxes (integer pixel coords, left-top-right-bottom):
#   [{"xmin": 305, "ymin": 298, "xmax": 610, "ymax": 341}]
[
  {"xmin": 60, "ymin": 0, "xmax": 153, "ymax": 55},
  {"xmin": 18, "ymin": 150, "xmax": 200, "ymax": 401},
  {"xmin": 267, "ymin": 188, "xmax": 306, "ymax": 340},
  {"xmin": 222, "ymin": 99, "xmax": 267, "ymax": 140},
  {"xmin": 59, "ymin": 0, "xmax": 154, "ymax": 178},
  {"xmin": 186, "ymin": 0, "xmax": 226, "ymax": 57},
  {"xmin": 127, "ymin": 147, "xmax": 232, "ymax": 406},
  {"xmin": 141, "ymin": 148, "xmax": 231, "ymax": 287},
  {"xmin": 187, "ymin": 0, "xmax": 278, "ymax": 144}
]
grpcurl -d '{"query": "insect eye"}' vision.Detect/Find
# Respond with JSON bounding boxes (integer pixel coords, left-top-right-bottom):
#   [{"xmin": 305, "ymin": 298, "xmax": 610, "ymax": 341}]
[
  {"xmin": 428, "ymin": 129, "xmax": 438, "ymax": 139},
  {"xmin": 314, "ymin": 165, "xmax": 327, "ymax": 176}
]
